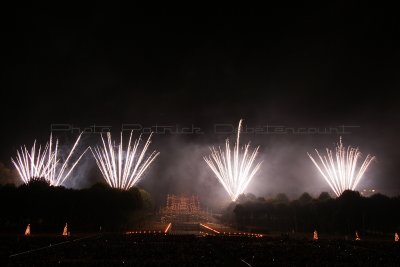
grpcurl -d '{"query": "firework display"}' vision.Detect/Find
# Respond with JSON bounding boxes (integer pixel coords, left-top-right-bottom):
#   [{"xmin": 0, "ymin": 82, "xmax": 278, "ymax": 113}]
[
  {"xmin": 90, "ymin": 131, "xmax": 159, "ymax": 190},
  {"xmin": 11, "ymin": 134, "xmax": 88, "ymax": 186},
  {"xmin": 308, "ymin": 137, "xmax": 375, "ymax": 197},
  {"xmin": 204, "ymin": 120, "xmax": 262, "ymax": 201}
]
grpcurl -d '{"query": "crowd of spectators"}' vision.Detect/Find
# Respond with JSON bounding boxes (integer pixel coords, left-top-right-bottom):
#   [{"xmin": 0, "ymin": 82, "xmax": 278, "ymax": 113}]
[{"xmin": 3, "ymin": 233, "xmax": 399, "ymax": 266}]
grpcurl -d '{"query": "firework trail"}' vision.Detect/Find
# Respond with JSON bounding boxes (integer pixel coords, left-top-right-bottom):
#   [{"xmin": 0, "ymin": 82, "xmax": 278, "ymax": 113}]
[
  {"xmin": 308, "ymin": 137, "xmax": 375, "ymax": 197},
  {"xmin": 90, "ymin": 131, "xmax": 159, "ymax": 190},
  {"xmin": 12, "ymin": 134, "xmax": 88, "ymax": 186},
  {"xmin": 204, "ymin": 119, "xmax": 262, "ymax": 202}
]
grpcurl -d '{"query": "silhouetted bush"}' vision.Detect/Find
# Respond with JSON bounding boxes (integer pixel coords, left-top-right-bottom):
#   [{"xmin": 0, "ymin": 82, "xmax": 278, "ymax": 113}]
[{"xmin": 0, "ymin": 180, "xmax": 153, "ymax": 233}]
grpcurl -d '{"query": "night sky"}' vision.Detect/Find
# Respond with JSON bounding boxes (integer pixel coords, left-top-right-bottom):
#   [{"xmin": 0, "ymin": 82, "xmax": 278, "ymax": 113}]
[{"xmin": 2, "ymin": 4, "xmax": 400, "ymax": 206}]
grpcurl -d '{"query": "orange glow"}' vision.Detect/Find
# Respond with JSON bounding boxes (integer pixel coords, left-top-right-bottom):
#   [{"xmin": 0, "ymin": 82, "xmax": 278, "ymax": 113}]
[
  {"xmin": 313, "ymin": 230, "xmax": 318, "ymax": 240},
  {"xmin": 24, "ymin": 224, "xmax": 31, "ymax": 236},
  {"xmin": 62, "ymin": 223, "xmax": 68, "ymax": 236},
  {"xmin": 164, "ymin": 223, "xmax": 172, "ymax": 233},
  {"xmin": 200, "ymin": 223, "xmax": 220, "ymax": 234}
]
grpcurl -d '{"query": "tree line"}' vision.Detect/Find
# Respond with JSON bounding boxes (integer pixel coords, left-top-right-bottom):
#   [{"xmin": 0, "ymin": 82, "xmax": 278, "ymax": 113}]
[
  {"xmin": 1, "ymin": 176, "xmax": 399, "ymax": 236},
  {"xmin": 221, "ymin": 191, "xmax": 400, "ymax": 235},
  {"xmin": 0, "ymin": 178, "xmax": 154, "ymax": 233}
]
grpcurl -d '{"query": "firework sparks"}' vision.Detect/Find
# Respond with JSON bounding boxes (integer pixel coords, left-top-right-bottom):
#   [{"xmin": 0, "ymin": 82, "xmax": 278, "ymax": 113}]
[
  {"xmin": 308, "ymin": 137, "xmax": 375, "ymax": 197},
  {"xmin": 11, "ymin": 134, "xmax": 88, "ymax": 186},
  {"xmin": 90, "ymin": 131, "xmax": 159, "ymax": 190},
  {"xmin": 204, "ymin": 119, "xmax": 262, "ymax": 202}
]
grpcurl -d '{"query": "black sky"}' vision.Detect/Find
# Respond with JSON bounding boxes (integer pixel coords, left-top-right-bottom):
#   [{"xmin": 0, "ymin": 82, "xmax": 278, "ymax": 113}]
[{"xmin": 2, "ymin": 3, "xmax": 400, "ymax": 203}]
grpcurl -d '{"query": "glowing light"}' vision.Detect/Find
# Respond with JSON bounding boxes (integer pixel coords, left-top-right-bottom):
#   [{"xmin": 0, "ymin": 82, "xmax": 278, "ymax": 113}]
[
  {"xmin": 12, "ymin": 134, "xmax": 88, "ymax": 186},
  {"xmin": 24, "ymin": 224, "xmax": 31, "ymax": 236},
  {"xmin": 62, "ymin": 223, "xmax": 68, "ymax": 236},
  {"xmin": 355, "ymin": 231, "xmax": 361, "ymax": 241},
  {"xmin": 395, "ymin": 232, "xmax": 399, "ymax": 242},
  {"xmin": 164, "ymin": 223, "xmax": 172, "ymax": 233},
  {"xmin": 200, "ymin": 223, "xmax": 220, "ymax": 234},
  {"xmin": 313, "ymin": 230, "xmax": 318, "ymax": 240},
  {"xmin": 308, "ymin": 137, "xmax": 375, "ymax": 197},
  {"xmin": 91, "ymin": 131, "xmax": 159, "ymax": 190},
  {"xmin": 204, "ymin": 119, "xmax": 262, "ymax": 201}
]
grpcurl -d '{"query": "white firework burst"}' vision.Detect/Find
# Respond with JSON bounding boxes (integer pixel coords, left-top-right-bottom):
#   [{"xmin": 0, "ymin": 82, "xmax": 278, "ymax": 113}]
[
  {"xmin": 204, "ymin": 119, "xmax": 262, "ymax": 201},
  {"xmin": 90, "ymin": 131, "xmax": 159, "ymax": 190},
  {"xmin": 12, "ymin": 134, "xmax": 88, "ymax": 186},
  {"xmin": 308, "ymin": 137, "xmax": 375, "ymax": 197}
]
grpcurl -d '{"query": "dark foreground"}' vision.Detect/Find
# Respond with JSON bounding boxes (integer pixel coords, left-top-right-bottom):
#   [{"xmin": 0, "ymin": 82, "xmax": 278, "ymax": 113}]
[{"xmin": 2, "ymin": 234, "xmax": 400, "ymax": 266}]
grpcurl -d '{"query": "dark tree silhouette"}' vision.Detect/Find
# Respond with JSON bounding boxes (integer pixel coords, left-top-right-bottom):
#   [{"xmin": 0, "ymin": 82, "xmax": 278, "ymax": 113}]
[
  {"xmin": 222, "ymin": 191, "xmax": 400, "ymax": 235},
  {"xmin": 0, "ymin": 181, "xmax": 154, "ymax": 233}
]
